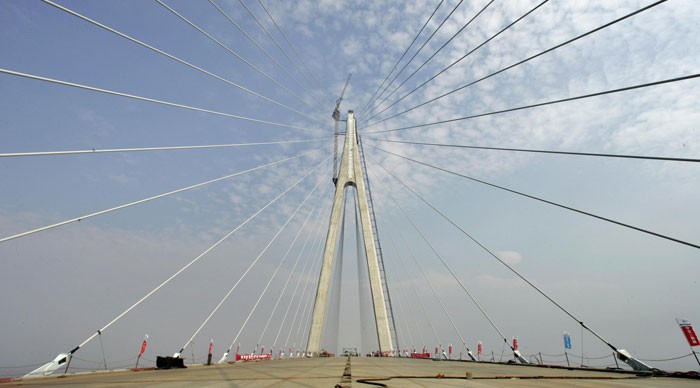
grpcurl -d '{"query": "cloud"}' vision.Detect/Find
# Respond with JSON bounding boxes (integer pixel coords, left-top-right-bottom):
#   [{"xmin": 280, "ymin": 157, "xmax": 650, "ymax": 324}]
[
  {"xmin": 78, "ymin": 109, "xmax": 115, "ymax": 138},
  {"xmin": 495, "ymin": 250, "xmax": 522, "ymax": 265},
  {"xmin": 2, "ymin": 0, "xmax": 700, "ymax": 375}
]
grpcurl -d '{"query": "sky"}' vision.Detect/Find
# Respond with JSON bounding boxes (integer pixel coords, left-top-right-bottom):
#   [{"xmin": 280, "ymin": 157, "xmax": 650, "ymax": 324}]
[{"xmin": 1, "ymin": 0, "xmax": 699, "ymax": 377}]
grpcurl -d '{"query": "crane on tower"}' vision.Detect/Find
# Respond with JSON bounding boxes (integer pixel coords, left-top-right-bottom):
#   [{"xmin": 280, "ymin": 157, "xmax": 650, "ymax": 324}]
[{"xmin": 332, "ymin": 74, "xmax": 352, "ymax": 186}]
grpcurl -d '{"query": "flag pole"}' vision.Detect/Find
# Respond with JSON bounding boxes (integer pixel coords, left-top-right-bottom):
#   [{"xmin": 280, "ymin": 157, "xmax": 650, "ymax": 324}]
[
  {"xmin": 676, "ymin": 318, "xmax": 700, "ymax": 369},
  {"xmin": 563, "ymin": 332, "xmax": 571, "ymax": 367},
  {"xmin": 208, "ymin": 339, "xmax": 214, "ymax": 366},
  {"xmin": 135, "ymin": 334, "xmax": 148, "ymax": 369}
]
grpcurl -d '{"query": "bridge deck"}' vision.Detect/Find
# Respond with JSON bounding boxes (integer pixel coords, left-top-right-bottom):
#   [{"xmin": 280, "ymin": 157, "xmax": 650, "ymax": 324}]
[{"xmin": 3, "ymin": 357, "xmax": 696, "ymax": 387}]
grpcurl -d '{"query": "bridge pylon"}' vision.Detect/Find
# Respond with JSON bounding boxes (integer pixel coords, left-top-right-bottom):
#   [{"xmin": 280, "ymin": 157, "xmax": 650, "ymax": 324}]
[{"xmin": 306, "ymin": 110, "xmax": 393, "ymax": 356}]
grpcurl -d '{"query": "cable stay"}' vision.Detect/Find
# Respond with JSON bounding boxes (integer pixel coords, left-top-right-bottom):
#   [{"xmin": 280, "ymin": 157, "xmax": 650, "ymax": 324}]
[
  {"xmin": 256, "ymin": 0, "xmax": 329, "ymax": 101},
  {"xmin": 364, "ymin": 0, "xmax": 668, "ymax": 128},
  {"xmin": 51, "ymin": 150, "xmax": 331, "ymax": 373},
  {"xmin": 363, "ymin": 0, "xmax": 496, "ymax": 124},
  {"xmin": 268, "ymin": 196, "xmax": 332, "ymax": 352},
  {"xmin": 358, "ymin": 137, "xmax": 399, "ymax": 352},
  {"xmin": 368, "ymin": 144, "xmax": 700, "ymax": 250},
  {"xmin": 284, "ymin": 226, "xmax": 327, "ymax": 353},
  {"xmin": 207, "ymin": 0, "xmax": 321, "ymax": 106},
  {"xmin": 254, "ymin": 179, "xmax": 334, "ymax": 353},
  {"xmin": 156, "ymin": 0, "xmax": 318, "ymax": 113},
  {"xmin": 383, "ymin": 229, "xmax": 440, "ymax": 350},
  {"xmin": 381, "ymin": 207, "xmax": 471, "ymax": 361},
  {"xmin": 375, "ymin": 227, "xmax": 418, "ymax": 353},
  {"xmin": 371, "ymin": 170, "xmax": 486, "ymax": 362},
  {"xmin": 361, "ymin": 0, "xmax": 465, "ymax": 122},
  {"xmin": 366, "ymin": 72, "xmax": 700, "ymax": 134},
  {"xmin": 237, "ymin": 0, "xmax": 325, "ymax": 104},
  {"xmin": 271, "ymin": 255, "xmax": 317, "ymax": 358},
  {"xmin": 363, "ymin": 0, "xmax": 549, "ymax": 125},
  {"xmin": 42, "ymin": 1, "xmax": 322, "ymax": 125},
  {"xmin": 0, "ymin": 138, "xmax": 330, "ymax": 159},
  {"xmin": 358, "ymin": 0, "xmax": 445, "ymax": 117},
  {"xmin": 0, "ymin": 68, "xmax": 322, "ymax": 133},
  {"xmin": 12, "ymin": 0, "xmax": 694, "ymax": 374},
  {"xmin": 171, "ymin": 156, "xmax": 328, "ymax": 358},
  {"xmin": 293, "ymin": 241, "xmax": 326, "ymax": 353},
  {"xmin": 361, "ymin": 0, "xmax": 466, "ymax": 122},
  {"xmin": 271, "ymin": 197, "xmax": 333, "ymax": 354},
  {"xmin": 325, "ymin": 193, "xmax": 347, "ymax": 354},
  {"xmin": 353, "ymin": 192, "xmax": 384, "ymax": 354},
  {"xmin": 390, "ymin": 293, "xmax": 416, "ymax": 353},
  {"xmin": 372, "ymin": 156, "xmax": 529, "ymax": 361},
  {"xmin": 0, "ymin": 147, "xmax": 325, "ymax": 244},
  {"xmin": 364, "ymin": 138, "xmax": 700, "ymax": 163},
  {"xmin": 179, "ymin": 160, "xmax": 329, "ymax": 360},
  {"xmin": 185, "ymin": 157, "xmax": 313, "ymax": 360},
  {"xmin": 285, "ymin": 271, "xmax": 319, "ymax": 355},
  {"xmin": 253, "ymin": 175, "xmax": 329, "ymax": 357},
  {"xmin": 270, "ymin": 207, "xmax": 328, "ymax": 353},
  {"xmin": 202, "ymin": 169, "xmax": 329, "ymax": 361},
  {"xmin": 367, "ymin": 150, "xmax": 657, "ymax": 371},
  {"xmin": 333, "ymin": 74, "xmax": 352, "ymax": 185}
]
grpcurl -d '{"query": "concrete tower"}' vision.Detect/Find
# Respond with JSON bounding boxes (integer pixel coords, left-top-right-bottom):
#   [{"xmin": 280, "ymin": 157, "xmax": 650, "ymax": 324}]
[{"xmin": 306, "ymin": 111, "xmax": 393, "ymax": 356}]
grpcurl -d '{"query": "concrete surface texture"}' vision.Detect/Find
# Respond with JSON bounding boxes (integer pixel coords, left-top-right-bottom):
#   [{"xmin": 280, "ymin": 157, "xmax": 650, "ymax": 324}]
[
  {"xmin": 3, "ymin": 357, "xmax": 699, "ymax": 387},
  {"xmin": 307, "ymin": 111, "xmax": 393, "ymax": 356}
]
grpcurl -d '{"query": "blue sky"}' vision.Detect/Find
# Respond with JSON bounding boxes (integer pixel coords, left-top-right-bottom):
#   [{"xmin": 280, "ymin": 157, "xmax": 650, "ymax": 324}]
[{"xmin": 1, "ymin": 0, "xmax": 699, "ymax": 376}]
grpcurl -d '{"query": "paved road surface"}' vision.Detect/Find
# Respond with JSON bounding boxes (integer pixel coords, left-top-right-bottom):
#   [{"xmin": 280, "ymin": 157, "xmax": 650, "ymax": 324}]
[{"xmin": 3, "ymin": 357, "xmax": 698, "ymax": 387}]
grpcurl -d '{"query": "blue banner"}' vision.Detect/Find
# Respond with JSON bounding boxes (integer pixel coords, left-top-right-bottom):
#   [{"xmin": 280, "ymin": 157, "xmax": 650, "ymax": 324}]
[{"xmin": 563, "ymin": 332, "xmax": 572, "ymax": 350}]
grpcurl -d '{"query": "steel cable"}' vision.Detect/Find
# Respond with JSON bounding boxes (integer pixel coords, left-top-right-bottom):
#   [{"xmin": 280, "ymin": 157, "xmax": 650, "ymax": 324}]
[
  {"xmin": 367, "ymin": 144, "xmax": 700, "ymax": 250},
  {"xmin": 0, "ymin": 138, "xmax": 330, "ymax": 159},
  {"xmin": 364, "ymin": 138, "xmax": 700, "ymax": 163},
  {"xmin": 156, "ymin": 0, "xmax": 318, "ymax": 113},
  {"xmin": 55, "ymin": 150, "xmax": 331, "ymax": 360},
  {"xmin": 0, "ymin": 147, "xmax": 326, "ymax": 244},
  {"xmin": 207, "ymin": 0, "xmax": 318, "ymax": 104},
  {"xmin": 364, "ymin": 0, "xmax": 550, "ymax": 124},
  {"xmin": 364, "ymin": 0, "xmax": 496, "ymax": 123},
  {"xmin": 358, "ymin": 0, "xmax": 445, "ymax": 117},
  {"xmin": 215, "ymin": 166, "xmax": 329, "ymax": 360},
  {"xmin": 365, "ymin": 0, "xmax": 670, "ymax": 129},
  {"xmin": 367, "ymin": 73, "xmax": 700, "ymax": 134},
  {"xmin": 42, "ymin": 0, "xmax": 321, "ymax": 124},
  {"xmin": 361, "ymin": 0, "xmax": 466, "ymax": 121},
  {"xmin": 0, "ymin": 68, "xmax": 322, "ymax": 132}
]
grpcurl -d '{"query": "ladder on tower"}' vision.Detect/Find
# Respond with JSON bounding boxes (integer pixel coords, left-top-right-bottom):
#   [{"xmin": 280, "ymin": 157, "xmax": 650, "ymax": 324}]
[
  {"xmin": 358, "ymin": 135, "xmax": 399, "ymax": 355},
  {"xmin": 332, "ymin": 74, "xmax": 352, "ymax": 186}
]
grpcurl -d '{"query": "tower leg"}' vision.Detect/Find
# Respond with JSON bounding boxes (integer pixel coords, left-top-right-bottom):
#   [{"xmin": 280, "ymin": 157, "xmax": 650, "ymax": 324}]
[
  {"xmin": 306, "ymin": 110, "xmax": 393, "ymax": 355},
  {"xmin": 354, "ymin": 182, "xmax": 393, "ymax": 353},
  {"xmin": 306, "ymin": 182, "xmax": 347, "ymax": 355}
]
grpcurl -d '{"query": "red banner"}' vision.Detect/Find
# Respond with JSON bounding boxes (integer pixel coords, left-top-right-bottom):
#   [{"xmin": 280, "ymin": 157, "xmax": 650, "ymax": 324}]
[
  {"xmin": 512, "ymin": 337, "xmax": 518, "ymax": 350},
  {"xmin": 477, "ymin": 341, "xmax": 482, "ymax": 355},
  {"xmin": 139, "ymin": 340, "xmax": 147, "ymax": 356},
  {"xmin": 410, "ymin": 351, "xmax": 431, "ymax": 359},
  {"xmin": 209, "ymin": 340, "xmax": 214, "ymax": 355},
  {"xmin": 448, "ymin": 345, "xmax": 452, "ymax": 355},
  {"xmin": 678, "ymin": 319, "xmax": 700, "ymax": 347},
  {"xmin": 236, "ymin": 353, "xmax": 272, "ymax": 361}
]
